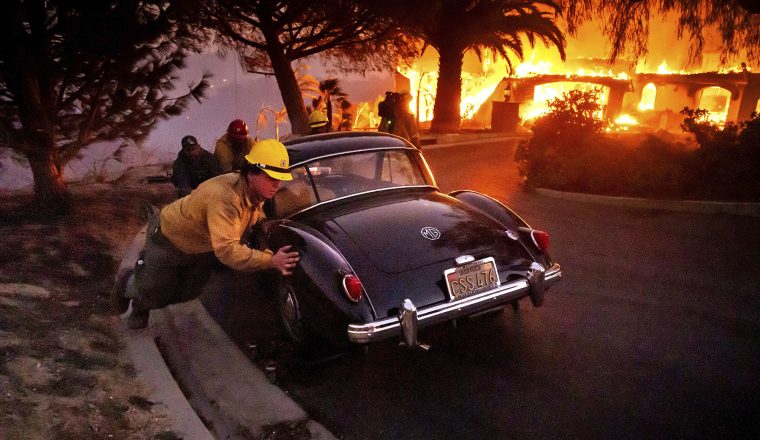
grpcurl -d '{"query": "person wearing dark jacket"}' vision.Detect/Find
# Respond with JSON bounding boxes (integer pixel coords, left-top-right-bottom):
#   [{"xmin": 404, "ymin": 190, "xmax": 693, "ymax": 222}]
[
  {"xmin": 377, "ymin": 91, "xmax": 396, "ymax": 133},
  {"xmin": 390, "ymin": 92, "xmax": 420, "ymax": 148},
  {"xmin": 171, "ymin": 135, "xmax": 221, "ymax": 197}
]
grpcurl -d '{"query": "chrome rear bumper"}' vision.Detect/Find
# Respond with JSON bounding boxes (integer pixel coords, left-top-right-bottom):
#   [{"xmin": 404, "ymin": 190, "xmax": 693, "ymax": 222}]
[{"xmin": 347, "ymin": 263, "xmax": 561, "ymax": 344}]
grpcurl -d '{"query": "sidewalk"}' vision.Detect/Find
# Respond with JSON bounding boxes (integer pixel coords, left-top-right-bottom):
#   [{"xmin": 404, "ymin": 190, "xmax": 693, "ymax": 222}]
[{"xmin": 120, "ymin": 300, "xmax": 336, "ymax": 439}]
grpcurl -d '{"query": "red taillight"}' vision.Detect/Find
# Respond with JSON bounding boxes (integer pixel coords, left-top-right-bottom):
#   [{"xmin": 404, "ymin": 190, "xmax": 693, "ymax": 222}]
[
  {"xmin": 342, "ymin": 274, "xmax": 363, "ymax": 302},
  {"xmin": 531, "ymin": 230, "xmax": 550, "ymax": 251}
]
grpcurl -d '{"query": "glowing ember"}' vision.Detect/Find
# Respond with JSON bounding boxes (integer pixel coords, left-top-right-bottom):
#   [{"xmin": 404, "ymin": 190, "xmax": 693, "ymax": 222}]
[
  {"xmin": 606, "ymin": 115, "xmax": 640, "ymax": 132},
  {"xmin": 615, "ymin": 114, "xmax": 638, "ymax": 125}
]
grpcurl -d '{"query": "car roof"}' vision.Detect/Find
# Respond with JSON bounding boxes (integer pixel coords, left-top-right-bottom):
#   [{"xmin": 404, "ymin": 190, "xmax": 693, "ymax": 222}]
[{"xmin": 282, "ymin": 132, "xmax": 417, "ymax": 166}]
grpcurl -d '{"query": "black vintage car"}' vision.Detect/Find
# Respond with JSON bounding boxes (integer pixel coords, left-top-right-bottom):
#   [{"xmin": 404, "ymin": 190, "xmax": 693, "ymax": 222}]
[
  {"xmin": 114, "ymin": 132, "xmax": 561, "ymax": 352},
  {"xmin": 265, "ymin": 132, "xmax": 561, "ymax": 351}
]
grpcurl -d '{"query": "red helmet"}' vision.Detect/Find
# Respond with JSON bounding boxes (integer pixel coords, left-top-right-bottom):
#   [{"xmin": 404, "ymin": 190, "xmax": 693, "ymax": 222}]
[{"xmin": 227, "ymin": 119, "xmax": 248, "ymax": 141}]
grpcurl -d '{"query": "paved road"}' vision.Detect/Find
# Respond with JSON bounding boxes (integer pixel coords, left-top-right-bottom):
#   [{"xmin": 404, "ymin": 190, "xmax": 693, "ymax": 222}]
[{"xmin": 216, "ymin": 139, "xmax": 760, "ymax": 439}]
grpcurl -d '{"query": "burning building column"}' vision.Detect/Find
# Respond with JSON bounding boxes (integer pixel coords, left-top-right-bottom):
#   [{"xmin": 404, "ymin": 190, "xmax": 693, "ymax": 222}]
[{"xmin": 736, "ymin": 72, "xmax": 760, "ymax": 121}]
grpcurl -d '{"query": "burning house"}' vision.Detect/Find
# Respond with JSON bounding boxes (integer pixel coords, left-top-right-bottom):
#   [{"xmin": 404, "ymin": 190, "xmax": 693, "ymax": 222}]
[
  {"xmin": 379, "ymin": 17, "xmax": 759, "ymax": 133},
  {"xmin": 499, "ymin": 60, "xmax": 759, "ymax": 131}
]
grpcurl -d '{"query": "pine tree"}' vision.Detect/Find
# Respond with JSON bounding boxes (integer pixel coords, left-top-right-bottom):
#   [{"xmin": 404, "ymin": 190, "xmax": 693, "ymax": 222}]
[{"xmin": 0, "ymin": 0, "xmax": 210, "ymax": 214}]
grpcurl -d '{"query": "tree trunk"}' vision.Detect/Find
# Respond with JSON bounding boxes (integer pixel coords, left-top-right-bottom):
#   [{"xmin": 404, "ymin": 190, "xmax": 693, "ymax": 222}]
[
  {"xmin": 27, "ymin": 148, "xmax": 70, "ymax": 214},
  {"xmin": 13, "ymin": 62, "xmax": 71, "ymax": 215},
  {"xmin": 431, "ymin": 45, "xmax": 464, "ymax": 133},
  {"xmin": 266, "ymin": 47, "xmax": 308, "ymax": 135}
]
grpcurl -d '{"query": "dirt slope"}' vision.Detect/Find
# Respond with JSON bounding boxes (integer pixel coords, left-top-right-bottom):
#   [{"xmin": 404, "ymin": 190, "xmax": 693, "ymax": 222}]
[{"xmin": 0, "ymin": 166, "xmax": 178, "ymax": 439}]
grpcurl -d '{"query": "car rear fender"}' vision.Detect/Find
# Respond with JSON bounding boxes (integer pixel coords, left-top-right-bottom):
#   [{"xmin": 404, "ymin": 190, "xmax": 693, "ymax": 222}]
[
  {"xmin": 449, "ymin": 190, "xmax": 529, "ymax": 229},
  {"xmin": 450, "ymin": 190, "xmax": 554, "ymax": 265},
  {"xmin": 267, "ymin": 220, "xmax": 376, "ymax": 323}
]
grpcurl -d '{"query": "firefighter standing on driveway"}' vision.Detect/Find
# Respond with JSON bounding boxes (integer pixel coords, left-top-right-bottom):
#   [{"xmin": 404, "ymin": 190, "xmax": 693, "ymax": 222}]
[
  {"xmin": 114, "ymin": 139, "xmax": 300, "ymax": 330},
  {"xmin": 214, "ymin": 119, "xmax": 256, "ymax": 173}
]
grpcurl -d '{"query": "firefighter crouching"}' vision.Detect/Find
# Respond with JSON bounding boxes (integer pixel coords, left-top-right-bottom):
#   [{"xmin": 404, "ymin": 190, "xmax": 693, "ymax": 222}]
[{"xmin": 113, "ymin": 139, "xmax": 300, "ymax": 329}]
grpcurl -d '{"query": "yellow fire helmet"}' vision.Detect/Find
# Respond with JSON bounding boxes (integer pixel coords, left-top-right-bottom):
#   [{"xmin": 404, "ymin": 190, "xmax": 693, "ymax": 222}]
[
  {"xmin": 308, "ymin": 110, "xmax": 328, "ymax": 128},
  {"xmin": 244, "ymin": 139, "xmax": 293, "ymax": 181}
]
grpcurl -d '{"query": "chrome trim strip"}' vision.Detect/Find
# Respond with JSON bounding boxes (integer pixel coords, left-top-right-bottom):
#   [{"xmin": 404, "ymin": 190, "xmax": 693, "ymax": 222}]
[
  {"xmin": 289, "ymin": 146, "xmax": 413, "ymax": 168},
  {"xmin": 347, "ymin": 263, "xmax": 561, "ymax": 344},
  {"xmin": 285, "ymin": 185, "xmax": 438, "ymax": 217},
  {"xmin": 545, "ymin": 263, "xmax": 561, "ymax": 282}
]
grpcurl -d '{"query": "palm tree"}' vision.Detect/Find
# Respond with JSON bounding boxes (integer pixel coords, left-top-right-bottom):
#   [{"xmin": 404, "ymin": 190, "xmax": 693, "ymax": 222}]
[
  {"xmin": 389, "ymin": 0, "xmax": 566, "ymax": 132},
  {"xmin": 256, "ymin": 105, "xmax": 288, "ymax": 140}
]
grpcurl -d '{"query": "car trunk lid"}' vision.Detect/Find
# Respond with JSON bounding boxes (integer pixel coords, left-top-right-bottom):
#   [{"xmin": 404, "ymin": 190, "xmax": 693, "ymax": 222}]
[{"xmin": 331, "ymin": 192, "xmax": 529, "ymax": 274}]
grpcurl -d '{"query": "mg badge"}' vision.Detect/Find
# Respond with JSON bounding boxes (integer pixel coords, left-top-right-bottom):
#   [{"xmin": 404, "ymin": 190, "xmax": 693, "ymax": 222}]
[{"xmin": 421, "ymin": 226, "xmax": 441, "ymax": 240}]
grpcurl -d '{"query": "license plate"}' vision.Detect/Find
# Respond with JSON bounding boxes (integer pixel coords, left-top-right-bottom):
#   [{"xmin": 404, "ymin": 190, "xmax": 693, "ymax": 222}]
[{"xmin": 444, "ymin": 257, "xmax": 500, "ymax": 300}]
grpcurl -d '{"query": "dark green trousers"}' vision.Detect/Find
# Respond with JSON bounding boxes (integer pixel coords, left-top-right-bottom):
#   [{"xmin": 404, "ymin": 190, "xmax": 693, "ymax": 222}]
[{"xmin": 133, "ymin": 214, "xmax": 217, "ymax": 311}]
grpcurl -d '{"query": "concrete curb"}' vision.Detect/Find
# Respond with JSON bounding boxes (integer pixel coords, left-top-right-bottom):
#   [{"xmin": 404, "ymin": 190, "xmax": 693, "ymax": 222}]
[
  {"xmin": 536, "ymin": 188, "xmax": 760, "ymax": 217},
  {"xmin": 121, "ymin": 301, "xmax": 336, "ymax": 439},
  {"xmin": 119, "ymin": 316, "xmax": 214, "ymax": 439}
]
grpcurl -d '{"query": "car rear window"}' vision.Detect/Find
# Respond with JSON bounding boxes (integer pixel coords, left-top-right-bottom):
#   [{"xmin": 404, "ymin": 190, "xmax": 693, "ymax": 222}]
[{"xmin": 272, "ymin": 149, "xmax": 430, "ymax": 217}]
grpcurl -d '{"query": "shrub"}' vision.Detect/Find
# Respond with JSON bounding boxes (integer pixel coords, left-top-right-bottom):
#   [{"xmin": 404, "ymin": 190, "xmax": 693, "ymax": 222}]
[
  {"xmin": 516, "ymin": 100, "xmax": 760, "ymax": 201},
  {"xmin": 515, "ymin": 89, "xmax": 605, "ymax": 188},
  {"xmin": 625, "ymin": 135, "xmax": 693, "ymax": 198},
  {"xmin": 680, "ymin": 109, "xmax": 760, "ymax": 199}
]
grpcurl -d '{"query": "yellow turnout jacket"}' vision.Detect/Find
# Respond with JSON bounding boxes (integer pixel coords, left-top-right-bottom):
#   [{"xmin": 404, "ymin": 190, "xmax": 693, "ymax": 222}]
[{"xmin": 159, "ymin": 173, "xmax": 273, "ymax": 271}]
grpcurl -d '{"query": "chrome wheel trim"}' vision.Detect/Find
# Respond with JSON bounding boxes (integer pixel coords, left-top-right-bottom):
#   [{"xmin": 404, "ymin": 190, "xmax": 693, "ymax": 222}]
[{"xmin": 280, "ymin": 285, "xmax": 302, "ymax": 341}]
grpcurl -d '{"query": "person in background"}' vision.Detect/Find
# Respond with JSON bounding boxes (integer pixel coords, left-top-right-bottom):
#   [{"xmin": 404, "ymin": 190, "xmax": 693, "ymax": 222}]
[
  {"xmin": 390, "ymin": 92, "xmax": 420, "ymax": 148},
  {"xmin": 114, "ymin": 139, "xmax": 300, "ymax": 329},
  {"xmin": 171, "ymin": 135, "xmax": 221, "ymax": 198},
  {"xmin": 377, "ymin": 91, "xmax": 395, "ymax": 133},
  {"xmin": 214, "ymin": 119, "xmax": 256, "ymax": 173},
  {"xmin": 308, "ymin": 109, "xmax": 330, "ymax": 134}
]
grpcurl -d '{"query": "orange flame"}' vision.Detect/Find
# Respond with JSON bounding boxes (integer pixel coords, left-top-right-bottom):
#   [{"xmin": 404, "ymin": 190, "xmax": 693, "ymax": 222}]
[{"xmin": 375, "ymin": 36, "xmax": 752, "ymax": 132}]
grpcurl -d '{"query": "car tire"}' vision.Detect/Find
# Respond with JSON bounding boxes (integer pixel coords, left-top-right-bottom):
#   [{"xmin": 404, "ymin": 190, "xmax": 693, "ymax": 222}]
[
  {"xmin": 277, "ymin": 281, "xmax": 346, "ymax": 361},
  {"xmin": 278, "ymin": 281, "xmax": 306, "ymax": 346}
]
